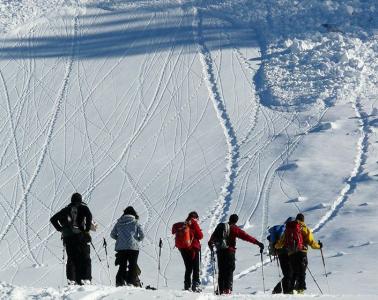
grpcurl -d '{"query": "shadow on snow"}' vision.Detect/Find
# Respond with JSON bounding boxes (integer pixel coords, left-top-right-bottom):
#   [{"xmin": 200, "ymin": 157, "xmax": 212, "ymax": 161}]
[{"xmin": 0, "ymin": 3, "xmax": 258, "ymax": 60}]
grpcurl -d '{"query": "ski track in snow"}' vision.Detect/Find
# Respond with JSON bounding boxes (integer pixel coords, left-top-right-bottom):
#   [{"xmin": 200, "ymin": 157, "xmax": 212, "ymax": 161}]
[
  {"xmin": 235, "ymin": 84, "xmax": 371, "ymax": 278},
  {"xmin": 233, "ymin": 108, "xmax": 330, "ymax": 279},
  {"xmin": 313, "ymin": 93, "xmax": 370, "ymax": 233},
  {"xmin": 0, "ymin": 14, "xmax": 78, "ymax": 251},
  {"xmin": 0, "ymin": 68, "xmax": 39, "ymax": 265},
  {"xmin": 191, "ymin": 6, "xmax": 240, "ymax": 283},
  {"xmin": 82, "ymin": 15, "xmax": 181, "ymax": 199},
  {"xmin": 0, "ymin": 0, "xmax": 375, "ymax": 294},
  {"xmin": 0, "ymin": 13, "xmax": 160, "ymax": 268}
]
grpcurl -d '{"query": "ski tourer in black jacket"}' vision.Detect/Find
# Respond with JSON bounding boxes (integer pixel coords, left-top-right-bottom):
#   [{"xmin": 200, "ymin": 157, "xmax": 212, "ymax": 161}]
[
  {"xmin": 50, "ymin": 193, "xmax": 93, "ymax": 285},
  {"xmin": 50, "ymin": 200, "xmax": 92, "ymax": 238}
]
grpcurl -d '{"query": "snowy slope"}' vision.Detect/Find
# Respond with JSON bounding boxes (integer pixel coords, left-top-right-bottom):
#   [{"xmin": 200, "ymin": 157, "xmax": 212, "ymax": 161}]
[{"xmin": 0, "ymin": 0, "xmax": 378, "ymax": 298}]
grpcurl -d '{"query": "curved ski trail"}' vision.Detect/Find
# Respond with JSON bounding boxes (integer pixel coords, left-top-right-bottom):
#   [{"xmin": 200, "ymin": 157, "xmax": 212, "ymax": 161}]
[
  {"xmin": 192, "ymin": 7, "xmax": 239, "ymax": 283},
  {"xmin": 313, "ymin": 94, "xmax": 369, "ymax": 233},
  {"xmin": 236, "ymin": 85, "xmax": 370, "ymax": 278}
]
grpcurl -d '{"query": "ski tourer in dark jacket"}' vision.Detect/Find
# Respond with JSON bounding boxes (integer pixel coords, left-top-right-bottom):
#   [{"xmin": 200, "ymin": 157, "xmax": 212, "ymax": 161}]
[
  {"xmin": 50, "ymin": 198, "xmax": 92, "ymax": 238},
  {"xmin": 50, "ymin": 193, "xmax": 93, "ymax": 285},
  {"xmin": 208, "ymin": 219, "xmax": 262, "ymax": 253}
]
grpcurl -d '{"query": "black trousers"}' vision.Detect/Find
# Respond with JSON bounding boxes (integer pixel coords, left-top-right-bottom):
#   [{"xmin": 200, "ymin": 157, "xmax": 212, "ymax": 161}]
[
  {"xmin": 64, "ymin": 234, "xmax": 91, "ymax": 284},
  {"xmin": 289, "ymin": 251, "xmax": 308, "ymax": 291},
  {"xmin": 272, "ymin": 251, "xmax": 293, "ymax": 294},
  {"xmin": 179, "ymin": 249, "xmax": 200, "ymax": 289},
  {"xmin": 115, "ymin": 250, "xmax": 139, "ymax": 287},
  {"xmin": 217, "ymin": 249, "xmax": 235, "ymax": 293}
]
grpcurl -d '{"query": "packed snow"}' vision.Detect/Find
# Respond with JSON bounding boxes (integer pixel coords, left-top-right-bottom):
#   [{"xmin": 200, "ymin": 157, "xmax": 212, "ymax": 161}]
[{"xmin": 0, "ymin": 0, "xmax": 377, "ymax": 299}]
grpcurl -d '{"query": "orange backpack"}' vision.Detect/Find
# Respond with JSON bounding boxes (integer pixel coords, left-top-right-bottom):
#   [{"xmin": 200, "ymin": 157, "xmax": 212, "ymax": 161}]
[{"xmin": 173, "ymin": 222, "xmax": 192, "ymax": 249}]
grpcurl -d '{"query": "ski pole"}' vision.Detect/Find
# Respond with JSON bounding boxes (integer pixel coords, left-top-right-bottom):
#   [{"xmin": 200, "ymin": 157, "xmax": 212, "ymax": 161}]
[
  {"xmin": 199, "ymin": 248, "xmax": 202, "ymax": 276},
  {"xmin": 157, "ymin": 238, "xmax": 163, "ymax": 289},
  {"xmin": 260, "ymin": 252, "xmax": 266, "ymax": 293},
  {"xmin": 90, "ymin": 241, "xmax": 102, "ymax": 262},
  {"xmin": 103, "ymin": 238, "xmax": 110, "ymax": 268},
  {"xmin": 62, "ymin": 241, "xmax": 66, "ymax": 287},
  {"xmin": 319, "ymin": 243, "xmax": 327, "ymax": 278},
  {"xmin": 211, "ymin": 250, "xmax": 216, "ymax": 294},
  {"xmin": 307, "ymin": 266, "xmax": 323, "ymax": 294},
  {"xmin": 103, "ymin": 238, "xmax": 113, "ymax": 285},
  {"xmin": 319, "ymin": 242, "xmax": 331, "ymax": 293}
]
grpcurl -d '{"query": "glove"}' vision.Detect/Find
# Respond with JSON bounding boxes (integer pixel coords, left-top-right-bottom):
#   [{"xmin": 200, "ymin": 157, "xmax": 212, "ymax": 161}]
[
  {"xmin": 258, "ymin": 242, "xmax": 264, "ymax": 254},
  {"xmin": 318, "ymin": 240, "xmax": 323, "ymax": 249}
]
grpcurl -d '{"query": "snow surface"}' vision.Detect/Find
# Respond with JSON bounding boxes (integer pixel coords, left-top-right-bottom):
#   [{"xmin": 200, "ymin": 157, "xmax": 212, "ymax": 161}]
[{"xmin": 0, "ymin": 0, "xmax": 378, "ymax": 298}]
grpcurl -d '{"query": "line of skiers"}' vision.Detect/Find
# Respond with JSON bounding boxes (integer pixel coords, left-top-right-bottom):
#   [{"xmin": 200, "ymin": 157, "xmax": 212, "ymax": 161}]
[{"xmin": 50, "ymin": 193, "xmax": 322, "ymax": 295}]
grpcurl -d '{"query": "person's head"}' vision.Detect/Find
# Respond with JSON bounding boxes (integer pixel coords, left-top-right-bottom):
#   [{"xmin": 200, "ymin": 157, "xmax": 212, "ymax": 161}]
[
  {"xmin": 295, "ymin": 213, "xmax": 304, "ymax": 222},
  {"xmin": 124, "ymin": 206, "xmax": 139, "ymax": 219},
  {"xmin": 187, "ymin": 211, "xmax": 199, "ymax": 221},
  {"xmin": 229, "ymin": 214, "xmax": 239, "ymax": 224},
  {"xmin": 71, "ymin": 193, "xmax": 82, "ymax": 204}
]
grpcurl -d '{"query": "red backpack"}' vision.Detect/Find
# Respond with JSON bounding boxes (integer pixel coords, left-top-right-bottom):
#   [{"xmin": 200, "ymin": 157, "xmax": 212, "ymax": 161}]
[
  {"xmin": 172, "ymin": 222, "xmax": 192, "ymax": 249},
  {"xmin": 284, "ymin": 221, "xmax": 304, "ymax": 252}
]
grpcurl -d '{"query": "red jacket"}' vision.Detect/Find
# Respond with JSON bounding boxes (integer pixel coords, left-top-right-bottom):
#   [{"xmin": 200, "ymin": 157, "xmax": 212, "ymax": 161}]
[
  {"xmin": 208, "ymin": 223, "xmax": 259, "ymax": 252},
  {"xmin": 172, "ymin": 218, "xmax": 203, "ymax": 251}
]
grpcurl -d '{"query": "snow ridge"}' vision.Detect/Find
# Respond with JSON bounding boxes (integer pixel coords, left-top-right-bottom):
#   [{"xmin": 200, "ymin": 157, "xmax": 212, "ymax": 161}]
[{"xmin": 192, "ymin": 6, "xmax": 239, "ymax": 283}]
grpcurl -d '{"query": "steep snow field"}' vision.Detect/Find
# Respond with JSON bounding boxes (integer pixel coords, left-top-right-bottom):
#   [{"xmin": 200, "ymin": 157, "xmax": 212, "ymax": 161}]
[{"xmin": 0, "ymin": 0, "xmax": 378, "ymax": 298}]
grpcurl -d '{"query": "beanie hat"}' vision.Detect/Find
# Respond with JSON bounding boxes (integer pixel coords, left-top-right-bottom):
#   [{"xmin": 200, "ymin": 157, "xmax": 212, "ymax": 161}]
[
  {"xmin": 187, "ymin": 211, "xmax": 199, "ymax": 221},
  {"xmin": 229, "ymin": 214, "xmax": 239, "ymax": 224},
  {"xmin": 71, "ymin": 193, "xmax": 82, "ymax": 203},
  {"xmin": 296, "ymin": 213, "xmax": 304, "ymax": 222},
  {"xmin": 124, "ymin": 206, "xmax": 139, "ymax": 219}
]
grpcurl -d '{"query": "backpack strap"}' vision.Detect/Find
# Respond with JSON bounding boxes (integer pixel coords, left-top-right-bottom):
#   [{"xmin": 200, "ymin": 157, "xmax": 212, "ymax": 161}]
[
  {"xmin": 224, "ymin": 223, "xmax": 230, "ymax": 239},
  {"xmin": 222, "ymin": 223, "xmax": 230, "ymax": 247}
]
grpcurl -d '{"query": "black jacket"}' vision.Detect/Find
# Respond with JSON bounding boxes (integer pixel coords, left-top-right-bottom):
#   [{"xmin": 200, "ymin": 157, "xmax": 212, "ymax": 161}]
[{"xmin": 50, "ymin": 202, "xmax": 92, "ymax": 236}]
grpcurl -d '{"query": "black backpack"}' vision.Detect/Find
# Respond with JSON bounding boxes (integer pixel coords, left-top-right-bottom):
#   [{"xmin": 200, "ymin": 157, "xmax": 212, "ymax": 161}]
[
  {"xmin": 213, "ymin": 223, "xmax": 230, "ymax": 250},
  {"xmin": 66, "ymin": 203, "xmax": 84, "ymax": 234}
]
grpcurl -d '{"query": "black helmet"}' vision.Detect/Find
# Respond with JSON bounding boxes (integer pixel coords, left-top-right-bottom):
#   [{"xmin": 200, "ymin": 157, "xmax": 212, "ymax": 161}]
[
  {"xmin": 71, "ymin": 193, "xmax": 82, "ymax": 203},
  {"xmin": 229, "ymin": 214, "xmax": 239, "ymax": 224}
]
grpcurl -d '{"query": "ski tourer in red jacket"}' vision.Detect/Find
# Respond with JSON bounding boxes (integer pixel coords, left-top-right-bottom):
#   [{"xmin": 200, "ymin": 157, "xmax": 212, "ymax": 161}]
[
  {"xmin": 207, "ymin": 214, "xmax": 264, "ymax": 295},
  {"xmin": 208, "ymin": 218, "xmax": 263, "ymax": 252},
  {"xmin": 172, "ymin": 211, "xmax": 203, "ymax": 291}
]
